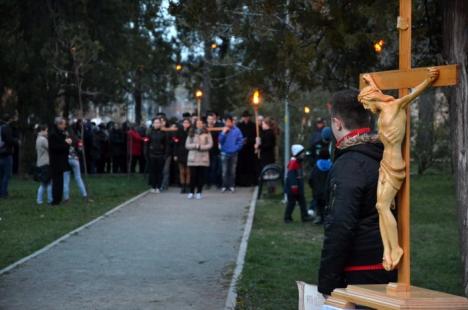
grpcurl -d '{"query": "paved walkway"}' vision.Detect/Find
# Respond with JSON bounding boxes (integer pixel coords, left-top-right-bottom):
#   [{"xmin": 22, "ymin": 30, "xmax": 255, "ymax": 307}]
[{"xmin": 0, "ymin": 188, "xmax": 253, "ymax": 310}]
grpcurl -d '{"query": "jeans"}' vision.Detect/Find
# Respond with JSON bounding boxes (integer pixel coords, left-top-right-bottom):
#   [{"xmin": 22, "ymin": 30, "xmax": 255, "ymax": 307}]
[
  {"xmin": 148, "ymin": 156, "xmax": 165, "ymax": 189},
  {"xmin": 63, "ymin": 158, "xmax": 88, "ymax": 200},
  {"xmin": 0, "ymin": 155, "xmax": 13, "ymax": 198},
  {"xmin": 37, "ymin": 182, "xmax": 52, "ymax": 204},
  {"xmin": 207, "ymin": 154, "xmax": 222, "ymax": 187},
  {"xmin": 189, "ymin": 166, "xmax": 206, "ymax": 194},
  {"xmin": 221, "ymin": 153, "xmax": 238, "ymax": 189},
  {"xmin": 161, "ymin": 156, "xmax": 172, "ymax": 189}
]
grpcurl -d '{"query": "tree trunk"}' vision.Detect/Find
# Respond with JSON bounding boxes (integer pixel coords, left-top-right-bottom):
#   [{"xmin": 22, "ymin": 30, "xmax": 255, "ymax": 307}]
[
  {"xmin": 202, "ymin": 37, "xmax": 212, "ymax": 114},
  {"xmin": 415, "ymin": 89, "xmax": 435, "ymax": 175},
  {"xmin": 134, "ymin": 69, "xmax": 142, "ymax": 125},
  {"xmin": 442, "ymin": 0, "xmax": 468, "ymax": 297}
]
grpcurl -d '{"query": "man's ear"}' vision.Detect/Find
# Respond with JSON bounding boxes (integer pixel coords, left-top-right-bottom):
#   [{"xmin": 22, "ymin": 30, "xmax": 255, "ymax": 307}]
[{"xmin": 332, "ymin": 117, "xmax": 343, "ymax": 131}]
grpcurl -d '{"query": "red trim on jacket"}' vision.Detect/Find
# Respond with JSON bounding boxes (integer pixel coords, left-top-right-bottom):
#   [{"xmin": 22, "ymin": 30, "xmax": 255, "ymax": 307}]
[
  {"xmin": 336, "ymin": 127, "xmax": 371, "ymax": 148},
  {"xmin": 344, "ymin": 263, "xmax": 385, "ymax": 272}
]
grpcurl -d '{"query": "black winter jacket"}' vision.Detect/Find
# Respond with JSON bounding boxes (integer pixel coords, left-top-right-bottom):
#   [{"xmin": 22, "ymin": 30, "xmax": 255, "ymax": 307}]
[
  {"xmin": 174, "ymin": 127, "xmax": 189, "ymax": 164},
  {"xmin": 148, "ymin": 128, "xmax": 168, "ymax": 158},
  {"xmin": 318, "ymin": 141, "xmax": 395, "ymax": 295},
  {"xmin": 0, "ymin": 121, "xmax": 18, "ymax": 157},
  {"xmin": 49, "ymin": 127, "xmax": 70, "ymax": 172}
]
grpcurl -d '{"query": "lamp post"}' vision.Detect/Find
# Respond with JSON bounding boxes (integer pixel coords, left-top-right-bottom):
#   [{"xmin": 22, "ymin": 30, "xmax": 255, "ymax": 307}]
[
  {"xmin": 195, "ymin": 89, "xmax": 203, "ymax": 118},
  {"xmin": 252, "ymin": 90, "xmax": 262, "ymax": 158}
]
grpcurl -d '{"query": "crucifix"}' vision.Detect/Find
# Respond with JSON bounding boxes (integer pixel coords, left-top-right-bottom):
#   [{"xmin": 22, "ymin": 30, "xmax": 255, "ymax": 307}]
[{"xmin": 325, "ymin": 0, "xmax": 468, "ymax": 308}]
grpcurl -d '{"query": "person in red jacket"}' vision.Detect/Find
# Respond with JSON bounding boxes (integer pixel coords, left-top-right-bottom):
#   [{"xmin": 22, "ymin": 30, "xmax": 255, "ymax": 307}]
[{"xmin": 127, "ymin": 124, "xmax": 145, "ymax": 173}]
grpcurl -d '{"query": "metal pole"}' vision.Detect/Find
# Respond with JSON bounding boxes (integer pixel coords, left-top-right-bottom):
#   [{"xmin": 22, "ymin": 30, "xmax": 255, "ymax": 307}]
[
  {"xmin": 284, "ymin": 0, "xmax": 290, "ymax": 181},
  {"xmin": 284, "ymin": 88, "xmax": 290, "ymax": 180}
]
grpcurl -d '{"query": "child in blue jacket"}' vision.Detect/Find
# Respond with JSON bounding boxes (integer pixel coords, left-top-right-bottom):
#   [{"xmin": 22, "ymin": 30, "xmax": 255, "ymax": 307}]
[{"xmin": 284, "ymin": 144, "xmax": 313, "ymax": 223}]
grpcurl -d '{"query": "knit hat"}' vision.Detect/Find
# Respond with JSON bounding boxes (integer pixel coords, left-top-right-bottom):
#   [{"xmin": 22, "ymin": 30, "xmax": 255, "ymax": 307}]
[{"xmin": 291, "ymin": 144, "xmax": 305, "ymax": 157}]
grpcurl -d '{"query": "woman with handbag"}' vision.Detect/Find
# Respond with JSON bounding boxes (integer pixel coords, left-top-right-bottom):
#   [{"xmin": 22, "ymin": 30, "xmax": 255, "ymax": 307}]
[
  {"xmin": 185, "ymin": 118, "xmax": 213, "ymax": 200},
  {"xmin": 35, "ymin": 124, "xmax": 52, "ymax": 205}
]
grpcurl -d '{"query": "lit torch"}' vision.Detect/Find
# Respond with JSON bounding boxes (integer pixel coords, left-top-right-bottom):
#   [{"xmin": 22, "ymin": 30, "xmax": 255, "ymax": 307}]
[{"xmin": 374, "ymin": 39, "xmax": 384, "ymax": 54}]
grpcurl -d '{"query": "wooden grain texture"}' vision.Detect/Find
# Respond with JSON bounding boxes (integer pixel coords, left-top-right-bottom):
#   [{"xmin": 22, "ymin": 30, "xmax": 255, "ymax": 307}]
[
  {"xmin": 397, "ymin": 0, "xmax": 412, "ymax": 287},
  {"xmin": 359, "ymin": 65, "xmax": 458, "ymax": 90},
  {"xmin": 326, "ymin": 285, "xmax": 468, "ymax": 309}
]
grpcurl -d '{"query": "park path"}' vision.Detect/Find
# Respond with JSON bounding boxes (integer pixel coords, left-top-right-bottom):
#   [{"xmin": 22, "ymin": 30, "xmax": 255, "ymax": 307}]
[{"xmin": 0, "ymin": 187, "xmax": 253, "ymax": 310}]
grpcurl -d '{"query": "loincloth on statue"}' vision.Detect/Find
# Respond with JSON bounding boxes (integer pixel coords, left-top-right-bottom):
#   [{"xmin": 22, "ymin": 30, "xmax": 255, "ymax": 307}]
[{"xmin": 379, "ymin": 159, "xmax": 406, "ymax": 191}]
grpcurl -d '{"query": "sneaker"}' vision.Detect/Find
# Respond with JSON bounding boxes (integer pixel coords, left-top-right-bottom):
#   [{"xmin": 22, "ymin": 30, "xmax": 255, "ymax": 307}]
[
  {"xmin": 307, "ymin": 209, "xmax": 316, "ymax": 217},
  {"xmin": 221, "ymin": 187, "xmax": 227, "ymax": 193},
  {"xmin": 229, "ymin": 187, "xmax": 235, "ymax": 192},
  {"xmin": 150, "ymin": 188, "xmax": 157, "ymax": 193},
  {"xmin": 196, "ymin": 193, "xmax": 202, "ymax": 200},
  {"xmin": 187, "ymin": 193, "xmax": 194, "ymax": 199},
  {"xmin": 155, "ymin": 188, "xmax": 161, "ymax": 194}
]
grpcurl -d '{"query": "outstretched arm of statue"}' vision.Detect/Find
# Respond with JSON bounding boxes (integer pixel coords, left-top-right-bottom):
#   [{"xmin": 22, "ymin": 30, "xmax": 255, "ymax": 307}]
[{"xmin": 398, "ymin": 67, "xmax": 439, "ymax": 110}]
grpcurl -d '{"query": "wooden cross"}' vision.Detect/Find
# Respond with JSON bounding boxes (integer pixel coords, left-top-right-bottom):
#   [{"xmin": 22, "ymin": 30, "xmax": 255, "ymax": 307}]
[{"xmin": 358, "ymin": 0, "xmax": 458, "ymax": 288}]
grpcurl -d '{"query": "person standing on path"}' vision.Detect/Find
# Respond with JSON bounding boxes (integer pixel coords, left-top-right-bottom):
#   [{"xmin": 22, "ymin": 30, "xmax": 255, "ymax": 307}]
[
  {"xmin": 219, "ymin": 115, "xmax": 244, "ymax": 193},
  {"xmin": 255, "ymin": 117, "xmax": 277, "ymax": 171},
  {"xmin": 128, "ymin": 124, "xmax": 145, "ymax": 173},
  {"xmin": 186, "ymin": 118, "xmax": 213, "ymax": 200},
  {"xmin": 49, "ymin": 117, "xmax": 72, "ymax": 205},
  {"xmin": 63, "ymin": 130, "xmax": 89, "ymax": 203},
  {"xmin": 174, "ymin": 118, "xmax": 191, "ymax": 193},
  {"xmin": 161, "ymin": 117, "xmax": 174, "ymax": 190},
  {"xmin": 35, "ymin": 124, "xmax": 52, "ymax": 205},
  {"xmin": 236, "ymin": 111, "xmax": 257, "ymax": 186},
  {"xmin": 206, "ymin": 112, "xmax": 223, "ymax": 189},
  {"xmin": 0, "ymin": 113, "xmax": 19, "ymax": 199},
  {"xmin": 148, "ymin": 118, "xmax": 167, "ymax": 193}
]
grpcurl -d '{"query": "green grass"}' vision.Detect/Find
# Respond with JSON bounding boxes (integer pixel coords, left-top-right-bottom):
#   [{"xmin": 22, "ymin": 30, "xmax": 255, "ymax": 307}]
[
  {"xmin": 236, "ymin": 174, "xmax": 463, "ymax": 310},
  {"xmin": 0, "ymin": 174, "xmax": 147, "ymax": 270}
]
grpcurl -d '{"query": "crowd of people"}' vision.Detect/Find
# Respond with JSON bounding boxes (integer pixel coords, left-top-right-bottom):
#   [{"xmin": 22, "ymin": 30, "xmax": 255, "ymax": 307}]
[
  {"xmin": 1, "ymin": 89, "xmax": 402, "ymax": 298},
  {"xmin": 12, "ymin": 110, "xmax": 278, "ymax": 205}
]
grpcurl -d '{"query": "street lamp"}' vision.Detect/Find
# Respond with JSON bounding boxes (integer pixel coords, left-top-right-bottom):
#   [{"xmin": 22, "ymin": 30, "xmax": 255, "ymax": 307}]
[
  {"xmin": 195, "ymin": 89, "xmax": 203, "ymax": 118},
  {"xmin": 211, "ymin": 43, "xmax": 218, "ymax": 49},
  {"xmin": 304, "ymin": 106, "xmax": 310, "ymax": 114},
  {"xmin": 175, "ymin": 64, "xmax": 183, "ymax": 72},
  {"xmin": 251, "ymin": 90, "xmax": 262, "ymax": 158}
]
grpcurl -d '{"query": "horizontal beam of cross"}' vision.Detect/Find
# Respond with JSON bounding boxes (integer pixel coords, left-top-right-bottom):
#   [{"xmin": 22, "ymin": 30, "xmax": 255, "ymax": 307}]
[{"xmin": 359, "ymin": 64, "xmax": 458, "ymax": 90}]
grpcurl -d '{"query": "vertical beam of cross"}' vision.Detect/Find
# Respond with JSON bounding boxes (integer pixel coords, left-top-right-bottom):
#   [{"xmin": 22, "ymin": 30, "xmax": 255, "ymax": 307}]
[{"xmin": 397, "ymin": 0, "xmax": 412, "ymax": 286}]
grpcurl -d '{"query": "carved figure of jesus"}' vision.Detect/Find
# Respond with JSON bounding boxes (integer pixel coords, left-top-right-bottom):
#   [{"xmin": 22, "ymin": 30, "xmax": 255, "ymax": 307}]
[{"xmin": 358, "ymin": 67, "xmax": 439, "ymax": 271}]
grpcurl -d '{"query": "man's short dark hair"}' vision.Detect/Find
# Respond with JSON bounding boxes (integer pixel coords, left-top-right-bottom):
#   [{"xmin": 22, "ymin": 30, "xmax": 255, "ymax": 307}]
[
  {"xmin": 225, "ymin": 114, "xmax": 234, "ymax": 122},
  {"xmin": 330, "ymin": 90, "xmax": 370, "ymax": 130}
]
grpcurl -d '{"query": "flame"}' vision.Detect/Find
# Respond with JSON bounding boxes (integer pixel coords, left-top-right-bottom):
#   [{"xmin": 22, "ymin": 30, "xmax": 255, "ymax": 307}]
[
  {"xmin": 252, "ymin": 90, "xmax": 261, "ymax": 105},
  {"xmin": 374, "ymin": 39, "xmax": 384, "ymax": 53},
  {"xmin": 195, "ymin": 90, "xmax": 203, "ymax": 98},
  {"xmin": 304, "ymin": 106, "xmax": 310, "ymax": 114}
]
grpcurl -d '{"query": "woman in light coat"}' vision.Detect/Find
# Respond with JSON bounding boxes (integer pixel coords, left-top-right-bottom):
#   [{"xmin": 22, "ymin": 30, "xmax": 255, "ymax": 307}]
[
  {"xmin": 35, "ymin": 124, "xmax": 52, "ymax": 205},
  {"xmin": 185, "ymin": 118, "xmax": 213, "ymax": 199}
]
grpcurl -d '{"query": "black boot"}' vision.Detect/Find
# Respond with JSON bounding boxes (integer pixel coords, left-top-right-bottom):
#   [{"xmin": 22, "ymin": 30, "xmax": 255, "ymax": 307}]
[{"xmin": 181, "ymin": 185, "xmax": 186, "ymax": 194}]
